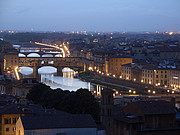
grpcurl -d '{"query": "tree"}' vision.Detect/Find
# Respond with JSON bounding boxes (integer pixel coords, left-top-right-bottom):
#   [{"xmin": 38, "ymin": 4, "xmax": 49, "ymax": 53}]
[{"xmin": 26, "ymin": 84, "xmax": 100, "ymax": 121}]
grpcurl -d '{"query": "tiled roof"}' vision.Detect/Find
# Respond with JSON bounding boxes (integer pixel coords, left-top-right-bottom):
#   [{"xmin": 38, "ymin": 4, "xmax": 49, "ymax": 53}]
[
  {"xmin": 108, "ymin": 55, "xmax": 132, "ymax": 58},
  {"xmin": 113, "ymin": 104, "xmax": 144, "ymax": 123},
  {"xmin": 113, "ymin": 100, "xmax": 176, "ymax": 123},
  {"xmin": 0, "ymin": 104, "xmax": 70, "ymax": 116},
  {"xmin": 21, "ymin": 114, "xmax": 97, "ymax": 130},
  {"xmin": 156, "ymin": 46, "xmax": 180, "ymax": 52},
  {"xmin": 134, "ymin": 100, "xmax": 176, "ymax": 115}
]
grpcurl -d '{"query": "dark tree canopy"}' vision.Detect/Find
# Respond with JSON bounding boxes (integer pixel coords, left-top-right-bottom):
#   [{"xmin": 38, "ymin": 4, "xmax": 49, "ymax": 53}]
[{"xmin": 26, "ymin": 83, "xmax": 100, "ymax": 121}]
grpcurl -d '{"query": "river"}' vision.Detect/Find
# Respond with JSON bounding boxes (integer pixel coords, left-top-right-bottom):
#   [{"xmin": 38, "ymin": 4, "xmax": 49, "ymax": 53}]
[{"xmin": 19, "ymin": 66, "xmax": 93, "ymax": 91}]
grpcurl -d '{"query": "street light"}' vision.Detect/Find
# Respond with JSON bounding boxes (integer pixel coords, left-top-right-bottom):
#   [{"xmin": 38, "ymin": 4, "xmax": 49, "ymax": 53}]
[
  {"xmin": 88, "ymin": 67, "xmax": 93, "ymax": 71},
  {"xmin": 148, "ymin": 90, "xmax": 151, "ymax": 93},
  {"xmin": 172, "ymin": 91, "xmax": 175, "ymax": 94},
  {"xmin": 115, "ymin": 91, "xmax": 118, "ymax": 95},
  {"xmin": 133, "ymin": 91, "xmax": 136, "ymax": 94},
  {"xmin": 153, "ymin": 91, "xmax": 156, "ymax": 94},
  {"xmin": 129, "ymin": 89, "xmax": 132, "ymax": 93}
]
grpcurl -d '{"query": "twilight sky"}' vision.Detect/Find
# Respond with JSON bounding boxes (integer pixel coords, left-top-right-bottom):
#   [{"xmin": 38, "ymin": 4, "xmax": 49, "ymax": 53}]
[{"xmin": 0, "ymin": 0, "xmax": 180, "ymax": 32}]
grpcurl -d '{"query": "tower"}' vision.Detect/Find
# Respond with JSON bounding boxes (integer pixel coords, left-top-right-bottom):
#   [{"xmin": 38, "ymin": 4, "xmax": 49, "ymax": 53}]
[{"xmin": 101, "ymin": 88, "xmax": 114, "ymax": 135}]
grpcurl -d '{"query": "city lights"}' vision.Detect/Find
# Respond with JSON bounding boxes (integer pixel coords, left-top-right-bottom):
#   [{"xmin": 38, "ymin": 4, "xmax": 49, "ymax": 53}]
[
  {"xmin": 64, "ymin": 44, "xmax": 70, "ymax": 55},
  {"xmin": 1, "ymin": 2, "xmax": 180, "ymax": 134},
  {"xmin": 88, "ymin": 67, "xmax": 93, "ymax": 71},
  {"xmin": 15, "ymin": 67, "xmax": 20, "ymax": 80},
  {"xmin": 169, "ymin": 32, "xmax": 173, "ymax": 35},
  {"xmin": 35, "ymin": 42, "xmax": 65, "ymax": 57}
]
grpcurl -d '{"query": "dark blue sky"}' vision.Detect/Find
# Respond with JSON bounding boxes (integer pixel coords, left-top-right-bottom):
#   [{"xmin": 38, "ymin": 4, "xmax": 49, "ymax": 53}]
[{"xmin": 0, "ymin": 0, "xmax": 180, "ymax": 32}]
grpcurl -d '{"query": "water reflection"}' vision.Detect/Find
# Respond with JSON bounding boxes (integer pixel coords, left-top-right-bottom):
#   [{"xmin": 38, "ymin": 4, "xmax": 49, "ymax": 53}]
[
  {"xmin": 93, "ymin": 85, "xmax": 104, "ymax": 96},
  {"xmin": 62, "ymin": 67, "xmax": 77, "ymax": 78},
  {"xmin": 18, "ymin": 66, "xmax": 93, "ymax": 91},
  {"xmin": 41, "ymin": 74, "xmax": 91, "ymax": 91}
]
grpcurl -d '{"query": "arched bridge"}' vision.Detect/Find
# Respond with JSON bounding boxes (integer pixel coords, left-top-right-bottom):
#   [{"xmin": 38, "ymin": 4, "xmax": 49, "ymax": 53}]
[
  {"xmin": 19, "ymin": 57, "xmax": 84, "ymax": 77},
  {"xmin": 19, "ymin": 51, "xmax": 63, "ymax": 58}
]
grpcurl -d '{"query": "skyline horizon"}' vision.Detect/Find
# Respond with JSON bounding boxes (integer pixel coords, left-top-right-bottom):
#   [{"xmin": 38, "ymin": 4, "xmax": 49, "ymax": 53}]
[{"xmin": 1, "ymin": 29, "xmax": 179, "ymax": 33}]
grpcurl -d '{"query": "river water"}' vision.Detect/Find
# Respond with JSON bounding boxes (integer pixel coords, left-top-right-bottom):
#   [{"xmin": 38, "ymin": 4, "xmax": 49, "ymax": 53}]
[{"xmin": 19, "ymin": 66, "xmax": 93, "ymax": 91}]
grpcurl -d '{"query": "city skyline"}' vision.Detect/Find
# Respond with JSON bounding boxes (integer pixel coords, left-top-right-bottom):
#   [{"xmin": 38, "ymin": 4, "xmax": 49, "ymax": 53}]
[{"xmin": 0, "ymin": 0, "xmax": 180, "ymax": 32}]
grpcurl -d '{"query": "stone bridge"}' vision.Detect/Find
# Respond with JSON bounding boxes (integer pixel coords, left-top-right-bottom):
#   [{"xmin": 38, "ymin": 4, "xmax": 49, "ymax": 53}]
[
  {"xmin": 19, "ymin": 51, "xmax": 63, "ymax": 57},
  {"xmin": 19, "ymin": 57, "xmax": 84, "ymax": 77}
]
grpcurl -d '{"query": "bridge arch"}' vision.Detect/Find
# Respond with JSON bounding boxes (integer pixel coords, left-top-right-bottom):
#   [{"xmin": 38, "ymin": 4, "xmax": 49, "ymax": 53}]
[
  {"xmin": 42, "ymin": 54, "xmax": 53, "ymax": 57},
  {"xmin": 18, "ymin": 53, "xmax": 26, "ymax": 57},
  {"xmin": 19, "ymin": 66, "xmax": 33, "ymax": 75},
  {"xmin": 38, "ymin": 66, "xmax": 57, "ymax": 74},
  {"xmin": 55, "ymin": 54, "xmax": 62, "ymax": 57},
  {"xmin": 27, "ymin": 53, "xmax": 40, "ymax": 57}
]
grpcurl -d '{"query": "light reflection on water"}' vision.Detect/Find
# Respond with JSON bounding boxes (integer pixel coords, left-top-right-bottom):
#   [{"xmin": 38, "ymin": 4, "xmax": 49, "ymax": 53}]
[{"xmin": 19, "ymin": 66, "xmax": 93, "ymax": 91}]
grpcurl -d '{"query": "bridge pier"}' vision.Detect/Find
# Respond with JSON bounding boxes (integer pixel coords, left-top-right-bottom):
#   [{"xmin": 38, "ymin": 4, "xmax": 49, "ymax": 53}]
[
  {"xmin": 33, "ymin": 64, "xmax": 38, "ymax": 78},
  {"xmin": 57, "ymin": 66, "xmax": 63, "ymax": 76}
]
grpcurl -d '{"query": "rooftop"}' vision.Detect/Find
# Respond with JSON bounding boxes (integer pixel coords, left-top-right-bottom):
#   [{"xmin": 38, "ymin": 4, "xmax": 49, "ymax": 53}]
[{"xmin": 21, "ymin": 114, "xmax": 97, "ymax": 130}]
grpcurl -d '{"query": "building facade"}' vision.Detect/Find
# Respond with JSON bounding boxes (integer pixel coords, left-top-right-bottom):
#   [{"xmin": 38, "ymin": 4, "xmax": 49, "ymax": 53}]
[
  {"xmin": 169, "ymin": 69, "xmax": 180, "ymax": 89},
  {"xmin": 108, "ymin": 56, "xmax": 133, "ymax": 77}
]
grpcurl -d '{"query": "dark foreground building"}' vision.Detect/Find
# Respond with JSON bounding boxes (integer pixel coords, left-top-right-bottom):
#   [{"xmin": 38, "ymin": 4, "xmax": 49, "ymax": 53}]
[{"xmin": 101, "ymin": 88, "xmax": 180, "ymax": 135}]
